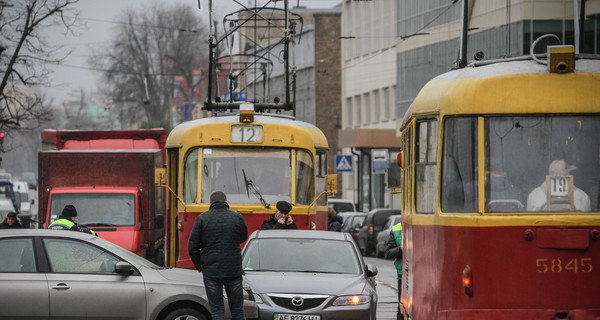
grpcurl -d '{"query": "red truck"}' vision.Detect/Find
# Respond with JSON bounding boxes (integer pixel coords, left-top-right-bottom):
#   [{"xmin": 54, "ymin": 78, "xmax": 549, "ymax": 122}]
[{"xmin": 38, "ymin": 129, "xmax": 167, "ymax": 265}]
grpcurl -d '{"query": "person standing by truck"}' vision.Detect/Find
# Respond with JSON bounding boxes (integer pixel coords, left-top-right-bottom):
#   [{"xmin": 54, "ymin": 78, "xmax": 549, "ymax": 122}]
[
  {"xmin": 0, "ymin": 212, "xmax": 22, "ymax": 229},
  {"xmin": 48, "ymin": 205, "xmax": 97, "ymax": 236}
]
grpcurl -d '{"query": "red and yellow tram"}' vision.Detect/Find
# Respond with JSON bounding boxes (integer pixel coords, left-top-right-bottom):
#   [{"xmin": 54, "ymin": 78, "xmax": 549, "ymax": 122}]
[
  {"xmin": 165, "ymin": 106, "xmax": 335, "ymax": 268},
  {"xmin": 399, "ymin": 46, "xmax": 600, "ymax": 319}
]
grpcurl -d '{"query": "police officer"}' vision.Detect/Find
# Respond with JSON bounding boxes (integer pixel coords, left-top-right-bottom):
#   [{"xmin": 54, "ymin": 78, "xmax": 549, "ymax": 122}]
[
  {"xmin": 384, "ymin": 222, "xmax": 404, "ymax": 320},
  {"xmin": 48, "ymin": 205, "xmax": 97, "ymax": 236}
]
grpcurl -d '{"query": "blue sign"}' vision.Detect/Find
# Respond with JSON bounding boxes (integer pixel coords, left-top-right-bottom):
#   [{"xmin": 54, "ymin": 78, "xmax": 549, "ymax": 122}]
[
  {"xmin": 335, "ymin": 155, "xmax": 353, "ymax": 172},
  {"xmin": 224, "ymin": 92, "xmax": 247, "ymax": 102}
]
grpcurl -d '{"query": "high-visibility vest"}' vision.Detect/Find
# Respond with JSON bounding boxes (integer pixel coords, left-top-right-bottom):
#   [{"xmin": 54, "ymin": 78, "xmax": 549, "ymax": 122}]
[
  {"xmin": 392, "ymin": 222, "xmax": 403, "ymax": 273},
  {"xmin": 49, "ymin": 218, "xmax": 97, "ymax": 236},
  {"xmin": 48, "ymin": 218, "xmax": 75, "ymax": 230}
]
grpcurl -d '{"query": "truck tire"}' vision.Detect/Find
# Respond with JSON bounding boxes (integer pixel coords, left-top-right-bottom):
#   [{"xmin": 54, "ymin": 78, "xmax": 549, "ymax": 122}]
[{"xmin": 162, "ymin": 307, "xmax": 207, "ymax": 320}]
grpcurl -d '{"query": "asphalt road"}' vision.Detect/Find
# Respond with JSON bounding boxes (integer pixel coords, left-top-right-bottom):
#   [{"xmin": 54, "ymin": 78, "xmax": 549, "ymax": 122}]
[{"xmin": 364, "ymin": 256, "xmax": 399, "ymax": 320}]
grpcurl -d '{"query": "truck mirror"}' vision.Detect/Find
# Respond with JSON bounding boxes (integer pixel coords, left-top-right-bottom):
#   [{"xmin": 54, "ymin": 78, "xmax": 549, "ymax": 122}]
[{"xmin": 154, "ymin": 214, "xmax": 164, "ymax": 229}]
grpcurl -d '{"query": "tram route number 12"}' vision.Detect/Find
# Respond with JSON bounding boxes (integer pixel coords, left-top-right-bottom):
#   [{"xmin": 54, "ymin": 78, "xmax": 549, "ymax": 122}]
[
  {"xmin": 231, "ymin": 125, "xmax": 263, "ymax": 143},
  {"xmin": 536, "ymin": 258, "xmax": 592, "ymax": 273}
]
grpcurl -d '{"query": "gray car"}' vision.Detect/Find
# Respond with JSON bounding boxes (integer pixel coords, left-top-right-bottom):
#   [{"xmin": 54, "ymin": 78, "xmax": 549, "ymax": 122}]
[
  {"xmin": 241, "ymin": 230, "xmax": 378, "ymax": 320},
  {"xmin": 0, "ymin": 229, "xmax": 257, "ymax": 320}
]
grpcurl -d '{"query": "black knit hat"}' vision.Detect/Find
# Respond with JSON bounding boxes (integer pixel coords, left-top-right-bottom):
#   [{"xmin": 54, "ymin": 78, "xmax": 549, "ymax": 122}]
[
  {"xmin": 62, "ymin": 205, "xmax": 78, "ymax": 217},
  {"xmin": 7, "ymin": 212, "xmax": 16, "ymax": 218},
  {"xmin": 276, "ymin": 201, "xmax": 292, "ymax": 213}
]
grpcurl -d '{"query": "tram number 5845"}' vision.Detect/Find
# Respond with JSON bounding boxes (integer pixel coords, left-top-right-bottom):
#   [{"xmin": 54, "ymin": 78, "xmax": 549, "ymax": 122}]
[{"xmin": 536, "ymin": 258, "xmax": 592, "ymax": 273}]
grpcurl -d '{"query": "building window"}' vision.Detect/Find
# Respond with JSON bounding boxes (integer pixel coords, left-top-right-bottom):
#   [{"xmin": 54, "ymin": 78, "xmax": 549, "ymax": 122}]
[
  {"xmin": 354, "ymin": 95, "xmax": 362, "ymax": 128},
  {"xmin": 383, "ymin": 0, "xmax": 390, "ymax": 48},
  {"xmin": 382, "ymin": 87, "xmax": 390, "ymax": 121},
  {"xmin": 363, "ymin": 92, "xmax": 371, "ymax": 125},
  {"xmin": 344, "ymin": 0, "xmax": 353, "ymax": 60},
  {"xmin": 372, "ymin": 0, "xmax": 380, "ymax": 52},
  {"xmin": 362, "ymin": 2, "xmax": 371, "ymax": 55},
  {"xmin": 345, "ymin": 97, "xmax": 353, "ymax": 129},
  {"xmin": 373, "ymin": 89, "xmax": 380, "ymax": 123},
  {"xmin": 354, "ymin": 1, "xmax": 361, "ymax": 58}
]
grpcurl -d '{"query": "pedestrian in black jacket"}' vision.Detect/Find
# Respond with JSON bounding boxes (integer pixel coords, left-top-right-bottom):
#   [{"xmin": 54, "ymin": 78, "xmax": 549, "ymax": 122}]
[
  {"xmin": 327, "ymin": 208, "xmax": 342, "ymax": 232},
  {"xmin": 188, "ymin": 191, "xmax": 248, "ymax": 320},
  {"xmin": 0, "ymin": 212, "xmax": 22, "ymax": 229},
  {"xmin": 260, "ymin": 200, "xmax": 297, "ymax": 230}
]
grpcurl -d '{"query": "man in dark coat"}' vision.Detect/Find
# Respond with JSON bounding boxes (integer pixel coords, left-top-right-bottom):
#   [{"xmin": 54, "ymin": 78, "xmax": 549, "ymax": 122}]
[
  {"xmin": 188, "ymin": 190, "xmax": 248, "ymax": 320},
  {"xmin": 327, "ymin": 208, "xmax": 343, "ymax": 232},
  {"xmin": 0, "ymin": 212, "xmax": 22, "ymax": 229},
  {"xmin": 260, "ymin": 200, "xmax": 297, "ymax": 230}
]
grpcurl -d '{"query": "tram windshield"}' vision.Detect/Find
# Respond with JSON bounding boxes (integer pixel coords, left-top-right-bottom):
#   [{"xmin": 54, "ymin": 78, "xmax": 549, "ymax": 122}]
[
  {"xmin": 442, "ymin": 116, "xmax": 600, "ymax": 213},
  {"xmin": 198, "ymin": 147, "xmax": 292, "ymax": 204}
]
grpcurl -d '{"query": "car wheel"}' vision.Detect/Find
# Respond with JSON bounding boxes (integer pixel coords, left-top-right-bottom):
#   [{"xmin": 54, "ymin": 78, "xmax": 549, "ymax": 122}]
[{"xmin": 162, "ymin": 307, "xmax": 208, "ymax": 320}]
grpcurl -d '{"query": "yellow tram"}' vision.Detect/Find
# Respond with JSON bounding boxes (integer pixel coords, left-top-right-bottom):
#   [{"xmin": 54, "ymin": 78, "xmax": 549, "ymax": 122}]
[{"xmin": 165, "ymin": 105, "xmax": 336, "ymax": 268}]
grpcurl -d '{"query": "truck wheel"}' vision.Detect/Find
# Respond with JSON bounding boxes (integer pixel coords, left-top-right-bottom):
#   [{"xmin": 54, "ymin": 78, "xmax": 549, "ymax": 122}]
[{"xmin": 162, "ymin": 307, "xmax": 207, "ymax": 320}]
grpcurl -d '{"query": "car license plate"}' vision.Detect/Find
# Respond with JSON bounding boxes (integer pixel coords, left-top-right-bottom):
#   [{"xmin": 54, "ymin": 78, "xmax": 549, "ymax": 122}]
[{"xmin": 274, "ymin": 314, "xmax": 320, "ymax": 320}]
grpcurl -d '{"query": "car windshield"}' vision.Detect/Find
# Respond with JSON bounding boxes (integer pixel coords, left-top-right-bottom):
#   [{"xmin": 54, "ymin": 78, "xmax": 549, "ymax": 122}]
[
  {"xmin": 442, "ymin": 116, "xmax": 600, "ymax": 213},
  {"xmin": 87, "ymin": 236, "xmax": 160, "ymax": 269},
  {"xmin": 242, "ymin": 237, "xmax": 362, "ymax": 274}
]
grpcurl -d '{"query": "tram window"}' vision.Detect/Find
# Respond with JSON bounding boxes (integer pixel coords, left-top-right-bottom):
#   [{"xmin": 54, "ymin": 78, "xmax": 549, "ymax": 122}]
[
  {"xmin": 316, "ymin": 150, "xmax": 327, "ymax": 206},
  {"xmin": 200, "ymin": 148, "xmax": 292, "ymax": 204},
  {"xmin": 441, "ymin": 117, "xmax": 477, "ymax": 213},
  {"xmin": 296, "ymin": 150, "xmax": 315, "ymax": 205},
  {"xmin": 485, "ymin": 116, "xmax": 599, "ymax": 213},
  {"xmin": 415, "ymin": 120, "xmax": 437, "ymax": 214},
  {"xmin": 183, "ymin": 149, "xmax": 199, "ymax": 203}
]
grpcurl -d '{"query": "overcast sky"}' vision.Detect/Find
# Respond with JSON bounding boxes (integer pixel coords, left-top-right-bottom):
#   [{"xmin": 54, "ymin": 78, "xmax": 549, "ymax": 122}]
[{"xmin": 44, "ymin": 0, "xmax": 341, "ymax": 103}]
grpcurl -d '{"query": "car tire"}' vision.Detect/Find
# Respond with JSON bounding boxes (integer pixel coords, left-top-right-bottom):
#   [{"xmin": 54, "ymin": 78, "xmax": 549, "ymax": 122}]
[{"xmin": 162, "ymin": 307, "xmax": 208, "ymax": 320}]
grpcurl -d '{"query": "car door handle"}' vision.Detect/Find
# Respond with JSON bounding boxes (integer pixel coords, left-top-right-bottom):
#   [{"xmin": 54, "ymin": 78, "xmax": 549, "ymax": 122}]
[{"xmin": 52, "ymin": 283, "xmax": 70, "ymax": 290}]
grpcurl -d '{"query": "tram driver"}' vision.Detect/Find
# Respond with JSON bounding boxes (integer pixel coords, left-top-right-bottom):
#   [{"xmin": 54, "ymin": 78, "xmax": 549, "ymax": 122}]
[{"xmin": 526, "ymin": 160, "xmax": 591, "ymax": 212}]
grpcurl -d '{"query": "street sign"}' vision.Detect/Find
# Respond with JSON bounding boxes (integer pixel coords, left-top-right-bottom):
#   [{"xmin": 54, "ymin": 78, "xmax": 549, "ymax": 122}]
[{"xmin": 335, "ymin": 155, "xmax": 353, "ymax": 172}]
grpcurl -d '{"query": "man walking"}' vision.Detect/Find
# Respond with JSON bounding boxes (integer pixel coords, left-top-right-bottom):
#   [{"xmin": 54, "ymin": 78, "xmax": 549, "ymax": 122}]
[{"xmin": 188, "ymin": 190, "xmax": 248, "ymax": 320}]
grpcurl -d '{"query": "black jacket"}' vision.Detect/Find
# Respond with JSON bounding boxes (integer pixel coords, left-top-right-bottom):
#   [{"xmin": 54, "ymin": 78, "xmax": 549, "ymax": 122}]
[
  {"xmin": 187, "ymin": 201, "xmax": 248, "ymax": 278},
  {"xmin": 328, "ymin": 215, "xmax": 343, "ymax": 232},
  {"xmin": 0, "ymin": 219, "xmax": 22, "ymax": 229},
  {"xmin": 260, "ymin": 213, "xmax": 298, "ymax": 230}
]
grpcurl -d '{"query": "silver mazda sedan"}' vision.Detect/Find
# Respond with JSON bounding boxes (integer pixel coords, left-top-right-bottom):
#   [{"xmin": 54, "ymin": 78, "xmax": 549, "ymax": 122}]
[
  {"xmin": 0, "ymin": 229, "xmax": 257, "ymax": 320},
  {"xmin": 241, "ymin": 230, "xmax": 378, "ymax": 320}
]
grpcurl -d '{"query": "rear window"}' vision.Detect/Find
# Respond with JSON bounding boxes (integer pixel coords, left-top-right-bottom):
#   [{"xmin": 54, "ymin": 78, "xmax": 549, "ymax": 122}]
[
  {"xmin": 373, "ymin": 211, "xmax": 400, "ymax": 226},
  {"xmin": 332, "ymin": 202, "xmax": 355, "ymax": 213}
]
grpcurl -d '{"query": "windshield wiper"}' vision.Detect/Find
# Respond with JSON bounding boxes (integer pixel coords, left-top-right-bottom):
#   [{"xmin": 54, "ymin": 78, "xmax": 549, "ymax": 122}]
[{"xmin": 242, "ymin": 169, "xmax": 270, "ymax": 209}]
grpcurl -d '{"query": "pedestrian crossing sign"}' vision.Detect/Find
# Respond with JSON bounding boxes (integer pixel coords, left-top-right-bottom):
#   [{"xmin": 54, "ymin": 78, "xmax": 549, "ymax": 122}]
[{"xmin": 335, "ymin": 155, "xmax": 353, "ymax": 172}]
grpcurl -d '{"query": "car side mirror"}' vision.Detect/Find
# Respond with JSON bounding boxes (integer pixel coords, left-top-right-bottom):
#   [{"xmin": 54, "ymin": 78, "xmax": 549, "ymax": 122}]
[
  {"xmin": 365, "ymin": 264, "xmax": 378, "ymax": 277},
  {"xmin": 114, "ymin": 261, "xmax": 134, "ymax": 276}
]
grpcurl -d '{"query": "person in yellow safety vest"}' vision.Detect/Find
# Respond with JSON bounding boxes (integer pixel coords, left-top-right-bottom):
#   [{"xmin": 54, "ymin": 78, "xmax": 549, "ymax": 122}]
[
  {"xmin": 384, "ymin": 222, "xmax": 404, "ymax": 320},
  {"xmin": 48, "ymin": 205, "xmax": 97, "ymax": 236}
]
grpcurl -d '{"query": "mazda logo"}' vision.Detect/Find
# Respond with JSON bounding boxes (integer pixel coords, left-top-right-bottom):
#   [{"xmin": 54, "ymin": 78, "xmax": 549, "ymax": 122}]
[{"xmin": 291, "ymin": 296, "xmax": 304, "ymax": 306}]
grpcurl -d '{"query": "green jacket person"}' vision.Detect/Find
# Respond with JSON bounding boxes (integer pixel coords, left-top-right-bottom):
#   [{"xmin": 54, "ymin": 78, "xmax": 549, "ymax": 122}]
[
  {"xmin": 384, "ymin": 222, "xmax": 403, "ymax": 320},
  {"xmin": 48, "ymin": 205, "xmax": 97, "ymax": 236}
]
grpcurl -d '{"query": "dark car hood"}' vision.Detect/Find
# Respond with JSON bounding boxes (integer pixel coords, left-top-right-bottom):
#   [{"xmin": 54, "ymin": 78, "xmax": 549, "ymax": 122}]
[{"xmin": 244, "ymin": 271, "xmax": 370, "ymax": 295}]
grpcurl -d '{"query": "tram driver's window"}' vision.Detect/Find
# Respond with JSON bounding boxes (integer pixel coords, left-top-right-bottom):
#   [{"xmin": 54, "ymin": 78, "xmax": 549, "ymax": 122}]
[
  {"xmin": 415, "ymin": 120, "xmax": 437, "ymax": 214},
  {"xmin": 296, "ymin": 150, "xmax": 315, "ymax": 205},
  {"xmin": 183, "ymin": 149, "xmax": 199, "ymax": 203},
  {"xmin": 441, "ymin": 117, "xmax": 477, "ymax": 213}
]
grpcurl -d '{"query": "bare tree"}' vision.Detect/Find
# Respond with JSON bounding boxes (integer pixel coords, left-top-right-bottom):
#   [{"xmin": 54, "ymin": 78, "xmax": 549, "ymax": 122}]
[
  {"xmin": 0, "ymin": 0, "xmax": 80, "ymax": 136},
  {"xmin": 91, "ymin": 2, "xmax": 208, "ymax": 130}
]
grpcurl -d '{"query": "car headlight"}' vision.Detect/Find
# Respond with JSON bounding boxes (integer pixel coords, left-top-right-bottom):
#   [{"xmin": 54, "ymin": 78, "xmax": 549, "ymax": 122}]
[{"xmin": 332, "ymin": 295, "xmax": 371, "ymax": 306}]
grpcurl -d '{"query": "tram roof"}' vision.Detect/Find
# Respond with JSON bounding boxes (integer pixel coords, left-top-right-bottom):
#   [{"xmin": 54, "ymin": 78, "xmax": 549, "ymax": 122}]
[
  {"xmin": 167, "ymin": 113, "xmax": 328, "ymax": 148},
  {"xmin": 403, "ymin": 57, "xmax": 600, "ymax": 127}
]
